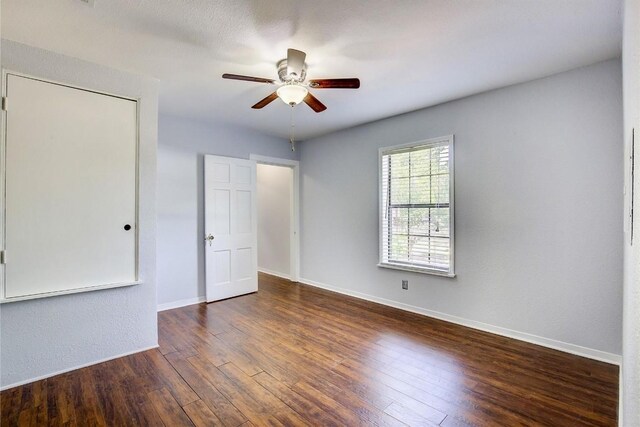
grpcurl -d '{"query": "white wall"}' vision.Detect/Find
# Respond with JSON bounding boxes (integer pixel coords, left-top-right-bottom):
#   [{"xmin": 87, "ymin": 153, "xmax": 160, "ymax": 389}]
[
  {"xmin": 0, "ymin": 40, "xmax": 159, "ymax": 388},
  {"xmin": 157, "ymin": 115, "xmax": 296, "ymax": 309},
  {"xmin": 257, "ymin": 164, "xmax": 292, "ymax": 278},
  {"xmin": 622, "ymin": 0, "xmax": 640, "ymax": 423},
  {"xmin": 299, "ymin": 59, "xmax": 623, "ymax": 361}
]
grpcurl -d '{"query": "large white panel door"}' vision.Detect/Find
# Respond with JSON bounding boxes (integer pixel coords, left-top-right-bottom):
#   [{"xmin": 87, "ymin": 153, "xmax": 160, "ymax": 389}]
[
  {"xmin": 3, "ymin": 73, "xmax": 138, "ymax": 300},
  {"xmin": 204, "ymin": 155, "xmax": 258, "ymax": 302}
]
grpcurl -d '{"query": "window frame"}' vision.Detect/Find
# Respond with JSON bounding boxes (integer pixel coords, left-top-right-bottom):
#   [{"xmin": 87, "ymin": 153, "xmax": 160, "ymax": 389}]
[{"xmin": 378, "ymin": 135, "xmax": 455, "ymax": 277}]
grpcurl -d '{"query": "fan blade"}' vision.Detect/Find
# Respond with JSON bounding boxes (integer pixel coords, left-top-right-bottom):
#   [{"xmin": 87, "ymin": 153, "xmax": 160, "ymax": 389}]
[
  {"xmin": 287, "ymin": 49, "xmax": 306, "ymax": 78},
  {"xmin": 222, "ymin": 73, "xmax": 275, "ymax": 84},
  {"xmin": 308, "ymin": 78, "xmax": 360, "ymax": 89},
  {"xmin": 251, "ymin": 92, "xmax": 279, "ymax": 109},
  {"xmin": 303, "ymin": 93, "xmax": 327, "ymax": 113}
]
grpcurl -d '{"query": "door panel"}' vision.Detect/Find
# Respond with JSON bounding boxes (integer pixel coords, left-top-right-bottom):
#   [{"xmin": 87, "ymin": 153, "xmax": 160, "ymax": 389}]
[
  {"xmin": 236, "ymin": 165, "xmax": 252, "ymax": 184},
  {"xmin": 204, "ymin": 155, "xmax": 258, "ymax": 302},
  {"xmin": 3, "ymin": 73, "xmax": 138, "ymax": 299},
  {"xmin": 213, "ymin": 189, "xmax": 231, "ymax": 235},
  {"xmin": 237, "ymin": 191, "xmax": 252, "ymax": 233}
]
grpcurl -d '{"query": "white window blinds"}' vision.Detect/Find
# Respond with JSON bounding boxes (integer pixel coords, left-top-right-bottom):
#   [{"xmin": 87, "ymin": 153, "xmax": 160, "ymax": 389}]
[{"xmin": 379, "ymin": 137, "xmax": 454, "ymax": 275}]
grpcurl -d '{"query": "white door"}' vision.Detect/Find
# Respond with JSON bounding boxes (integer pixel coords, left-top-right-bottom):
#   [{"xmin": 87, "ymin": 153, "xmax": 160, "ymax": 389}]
[
  {"xmin": 3, "ymin": 73, "xmax": 137, "ymax": 300},
  {"xmin": 204, "ymin": 155, "xmax": 258, "ymax": 302}
]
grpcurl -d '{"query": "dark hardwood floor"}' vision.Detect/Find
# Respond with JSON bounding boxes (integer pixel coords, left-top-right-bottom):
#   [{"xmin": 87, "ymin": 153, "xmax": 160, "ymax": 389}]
[{"xmin": 1, "ymin": 273, "xmax": 618, "ymax": 426}]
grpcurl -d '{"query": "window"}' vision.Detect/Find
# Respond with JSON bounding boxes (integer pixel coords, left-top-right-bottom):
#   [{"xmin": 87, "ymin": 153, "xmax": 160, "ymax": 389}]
[{"xmin": 379, "ymin": 136, "xmax": 454, "ymax": 276}]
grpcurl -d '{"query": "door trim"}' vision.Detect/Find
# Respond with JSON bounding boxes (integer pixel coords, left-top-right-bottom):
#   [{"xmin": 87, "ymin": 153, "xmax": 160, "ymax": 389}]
[{"xmin": 250, "ymin": 154, "xmax": 300, "ymax": 282}]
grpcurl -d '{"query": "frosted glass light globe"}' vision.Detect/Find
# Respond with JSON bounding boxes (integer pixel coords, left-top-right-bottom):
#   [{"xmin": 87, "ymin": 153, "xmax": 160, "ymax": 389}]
[{"xmin": 277, "ymin": 84, "xmax": 308, "ymax": 105}]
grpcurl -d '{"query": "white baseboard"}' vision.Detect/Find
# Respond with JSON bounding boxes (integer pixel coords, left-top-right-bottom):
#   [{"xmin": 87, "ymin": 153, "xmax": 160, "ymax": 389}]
[
  {"xmin": 0, "ymin": 344, "xmax": 160, "ymax": 391},
  {"xmin": 298, "ymin": 277, "xmax": 622, "ymax": 366},
  {"xmin": 157, "ymin": 296, "xmax": 206, "ymax": 312},
  {"xmin": 258, "ymin": 268, "xmax": 292, "ymax": 281}
]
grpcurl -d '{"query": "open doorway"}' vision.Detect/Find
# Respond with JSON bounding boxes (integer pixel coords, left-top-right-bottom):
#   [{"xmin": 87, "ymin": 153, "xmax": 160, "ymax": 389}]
[{"xmin": 251, "ymin": 155, "xmax": 300, "ymax": 282}]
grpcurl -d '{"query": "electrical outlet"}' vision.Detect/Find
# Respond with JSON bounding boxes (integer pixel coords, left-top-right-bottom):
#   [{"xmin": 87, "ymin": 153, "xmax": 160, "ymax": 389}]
[{"xmin": 402, "ymin": 280, "xmax": 408, "ymax": 290}]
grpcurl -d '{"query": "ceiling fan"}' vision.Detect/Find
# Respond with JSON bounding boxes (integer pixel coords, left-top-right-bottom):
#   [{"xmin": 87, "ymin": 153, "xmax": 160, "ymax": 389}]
[{"xmin": 222, "ymin": 48, "xmax": 360, "ymax": 113}]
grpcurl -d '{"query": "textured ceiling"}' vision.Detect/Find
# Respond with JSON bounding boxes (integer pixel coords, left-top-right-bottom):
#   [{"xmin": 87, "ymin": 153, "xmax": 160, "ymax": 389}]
[{"xmin": 2, "ymin": 0, "xmax": 622, "ymax": 140}]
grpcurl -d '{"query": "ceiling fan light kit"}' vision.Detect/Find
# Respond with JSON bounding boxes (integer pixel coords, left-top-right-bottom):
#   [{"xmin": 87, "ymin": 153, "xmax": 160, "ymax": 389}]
[
  {"xmin": 222, "ymin": 48, "xmax": 360, "ymax": 112},
  {"xmin": 222, "ymin": 48, "xmax": 360, "ymax": 149}
]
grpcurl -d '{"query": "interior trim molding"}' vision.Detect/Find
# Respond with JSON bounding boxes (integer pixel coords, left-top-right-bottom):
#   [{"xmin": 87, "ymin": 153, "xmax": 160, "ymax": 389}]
[
  {"xmin": 258, "ymin": 268, "xmax": 292, "ymax": 281},
  {"xmin": 619, "ymin": 368, "xmax": 624, "ymax": 427},
  {"xmin": 0, "ymin": 345, "xmax": 159, "ymax": 391},
  {"xmin": 297, "ymin": 276, "xmax": 622, "ymax": 366},
  {"xmin": 157, "ymin": 296, "xmax": 206, "ymax": 312},
  {"xmin": 250, "ymin": 154, "xmax": 301, "ymax": 282}
]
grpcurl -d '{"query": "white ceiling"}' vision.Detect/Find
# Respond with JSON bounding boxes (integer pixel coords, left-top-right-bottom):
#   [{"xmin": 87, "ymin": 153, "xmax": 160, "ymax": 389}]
[{"xmin": 2, "ymin": 0, "xmax": 622, "ymax": 140}]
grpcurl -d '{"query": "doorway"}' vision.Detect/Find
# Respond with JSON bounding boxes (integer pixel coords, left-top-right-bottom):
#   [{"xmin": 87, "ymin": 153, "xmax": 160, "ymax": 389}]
[{"xmin": 251, "ymin": 155, "xmax": 300, "ymax": 282}]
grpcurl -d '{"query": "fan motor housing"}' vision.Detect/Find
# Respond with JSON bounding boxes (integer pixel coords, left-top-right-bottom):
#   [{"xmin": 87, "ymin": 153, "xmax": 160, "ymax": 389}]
[{"xmin": 277, "ymin": 59, "xmax": 307, "ymax": 83}]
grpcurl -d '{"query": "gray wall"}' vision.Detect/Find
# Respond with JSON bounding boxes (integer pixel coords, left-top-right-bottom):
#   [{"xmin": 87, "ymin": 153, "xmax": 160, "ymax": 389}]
[
  {"xmin": 157, "ymin": 115, "xmax": 296, "ymax": 308},
  {"xmin": 257, "ymin": 164, "xmax": 292, "ymax": 278},
  {"xmin": 0, "ymin": 40, "xmax": 159, "ymax": 388},
  {"xmin": 299, "ymin": 59, "xmax": 623, "ymax": 359},
  {"xmin": 622, "ymin": 0, "xmax": 640, "ymax": 423}
]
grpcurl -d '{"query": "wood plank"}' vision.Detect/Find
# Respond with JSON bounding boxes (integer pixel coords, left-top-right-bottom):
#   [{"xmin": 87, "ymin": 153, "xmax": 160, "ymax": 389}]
[
  {"xmin": 47, "ymin": 374, "xmax": 76, "ymax": 425},
  {"xmin": 291, "ymin": 379, "xmax": 405, "ymax": 427},
  {"xmin": 77, "ymin": 365, "xmax": 108, "ymax": 425},
  {"xmin": 384, "ymin": 401, "xmax": 440, "ymax": 426},
  {"xmin": 253, "ymin": 371, "xmax": 354, "ymax": 426},
  {"xmin": 144, "ymin": 349, "xmax": 200, "ymax": 406},
  {"xmin": 165, "ymin": 351, "xmax": 247, "ymax": 426},
  {"xmin": 148, "ymin": 387, "xmax": 195, "ymax": 426},
  {"xmin": 217, "ymin": 362, "xmax": 308, "ymax": 425},
  {"xmin": 183, "ymin": 399, "xmax": 225, "ymax": 427}
]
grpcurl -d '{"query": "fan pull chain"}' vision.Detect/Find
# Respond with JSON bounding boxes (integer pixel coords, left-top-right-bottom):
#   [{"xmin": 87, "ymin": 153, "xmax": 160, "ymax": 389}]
[{"xmin": 289, "ymin": 104, "xmax": 296, "ymax": 152}]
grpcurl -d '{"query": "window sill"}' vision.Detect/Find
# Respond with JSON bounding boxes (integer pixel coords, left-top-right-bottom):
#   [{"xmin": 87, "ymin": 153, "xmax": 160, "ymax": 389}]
[{"xmin": 377, "ymin": 263, "xmax": 456, "ymax": 278}]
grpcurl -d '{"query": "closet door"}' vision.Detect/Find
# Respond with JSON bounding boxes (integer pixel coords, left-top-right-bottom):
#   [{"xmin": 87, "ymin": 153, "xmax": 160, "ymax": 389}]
[{"xmin": 2, "ymin": 73, "xmax": 138, "ymax": 300}]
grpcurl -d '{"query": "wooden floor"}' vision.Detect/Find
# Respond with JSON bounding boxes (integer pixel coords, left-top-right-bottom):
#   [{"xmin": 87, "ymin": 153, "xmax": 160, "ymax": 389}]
[{"xmin": 1, "ymin": 273, "xmax": 618, "ymax": 426}]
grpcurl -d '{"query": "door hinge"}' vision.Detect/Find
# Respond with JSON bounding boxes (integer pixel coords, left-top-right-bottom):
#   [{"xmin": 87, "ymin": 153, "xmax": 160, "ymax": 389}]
[
  {"xmin": 0, "ymin": 250, "xmax": 6, "ymax": 264},
  {"xmin": 1, "ymin": 97, "xmax": 7, "ymax": 111}
]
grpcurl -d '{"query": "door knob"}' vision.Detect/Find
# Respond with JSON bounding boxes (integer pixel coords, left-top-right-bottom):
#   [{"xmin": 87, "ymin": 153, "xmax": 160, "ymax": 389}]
[{"xmin": 205, "ymin": 234, "xmax": 215, "ymax": 246}]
